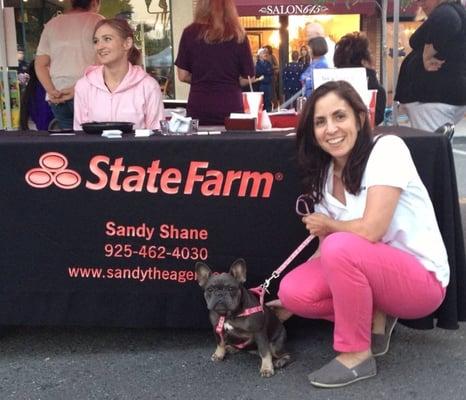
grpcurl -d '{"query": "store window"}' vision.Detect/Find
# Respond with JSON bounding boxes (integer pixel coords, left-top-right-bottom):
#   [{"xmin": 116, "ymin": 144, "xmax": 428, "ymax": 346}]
[
  {"xmin": 6, "ymin": 0, "xmax": 175, "ymax": 98},
  {"xmin": 288, "ymin": 15, "xmax": 360, "ymax": 56}
]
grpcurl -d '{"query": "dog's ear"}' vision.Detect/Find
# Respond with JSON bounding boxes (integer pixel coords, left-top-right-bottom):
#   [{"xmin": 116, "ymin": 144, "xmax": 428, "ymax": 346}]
[
  {"xmin": 195, "ymin": 262, "xmax": 212, "ymax": 288},
  {"xmin": 229, "ymin": 258, "xmax": 247, "ymax": 283}
]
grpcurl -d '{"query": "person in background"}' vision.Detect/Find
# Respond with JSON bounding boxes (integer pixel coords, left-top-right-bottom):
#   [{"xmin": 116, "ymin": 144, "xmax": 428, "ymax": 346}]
[
  {"xmin": 300, "ymin": 37, "xmax": 329, "ymax": 98},
  {"xmin": 333, "ymin": 32, "xmax": 387, "ymax": 126},
  {"xmin": 282, "ymin": 50, "xmax": 305, "ymax": 104},
  {"xmin": 35, "ymin": 0, "xmax": 103, "ymax": 129},
  {"xmin": 268, "ymin": 80, "xmax": 448, "ymax": 388},
  {"xmin": 16, "ymin": 49, "xmax": 29, "ymax": 76},
  {"xmin": 175, "ymin": 0, "xmax": 255, "ymax": 125},
  {"xmin": 298, "ymin": 45, "xmax": 311, "ymax": 66},
  {"xmin": 255, "ymin": 47, "xmax": 274, "ymax": 112},
  {"xmin": 16, "ymin": 48, "xmax": 30, "ymax": 94},
  {"xmin": 263, "ymin": 45, "xmax": 280, "ymax": 109},
  {"xmin": 305, "ymin": 22, "xmax": 335, "ymax": 68},
  {"xmin": 73, "ymin": 19, "xmax": 164, "ymax": 130},
  {"xmin": 20, "ymin": 60, "xmax": 55, "ymax": 131},
  {"xmin": 395, "ymin": 0, "xmax": 466, "ymax": 131}
]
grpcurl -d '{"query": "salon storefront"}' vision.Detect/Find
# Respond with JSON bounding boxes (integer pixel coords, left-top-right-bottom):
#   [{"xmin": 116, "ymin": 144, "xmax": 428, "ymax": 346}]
[{"xmin": 233, "ymin": 0, "xmax": 423, "ymax": 102}]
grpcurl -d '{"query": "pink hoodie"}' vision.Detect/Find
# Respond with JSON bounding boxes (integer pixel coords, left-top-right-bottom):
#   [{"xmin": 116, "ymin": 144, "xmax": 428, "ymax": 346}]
[{"xmin": 73, "ymin": 63, "xmax": 164, "ymax": 131}]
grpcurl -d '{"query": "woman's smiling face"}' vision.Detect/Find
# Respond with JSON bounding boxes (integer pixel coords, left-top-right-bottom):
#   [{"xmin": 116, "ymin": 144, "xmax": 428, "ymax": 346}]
[
  {"xmin": 93, "ymin": 24, "xmax": 131, "ymax": 66},
  {"xmin": 312, "ymin": 91, "xmax": 362, "ymax": 168}
]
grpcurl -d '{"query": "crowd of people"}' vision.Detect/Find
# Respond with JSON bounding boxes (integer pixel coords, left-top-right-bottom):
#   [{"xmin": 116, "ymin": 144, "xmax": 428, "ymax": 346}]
[
  {"xmin": 12, "ymin": 0, "xmax": 465, "ymax": 391},
  {"xmin": 16, "ymin": 0, "xmax": 464, "ymax": 133}
]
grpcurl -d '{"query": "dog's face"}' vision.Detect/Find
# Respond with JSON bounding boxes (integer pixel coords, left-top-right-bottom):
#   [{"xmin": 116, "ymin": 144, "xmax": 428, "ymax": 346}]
[{"xmin": 195, "ymin": 258, "xmax": 247, "ymax": 316}]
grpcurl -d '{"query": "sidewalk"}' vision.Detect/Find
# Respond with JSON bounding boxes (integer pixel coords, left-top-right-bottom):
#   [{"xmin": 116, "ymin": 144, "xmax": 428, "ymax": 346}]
[{"xmin": 455, "ymin": 115, "xmax": 466, "ymax": 138}]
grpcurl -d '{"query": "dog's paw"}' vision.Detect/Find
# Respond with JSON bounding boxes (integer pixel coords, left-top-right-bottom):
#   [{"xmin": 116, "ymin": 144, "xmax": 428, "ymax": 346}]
[
  {"xmin": 260, "ymin": 367, "xmax": 275, "ymax": 378},
  {"xmin": 211, "ymin": 352, "xmax": 225, "ymax": 362},
  {"xmin": 273, "ymin": 353, "xmax": 291, "ymax": 369}
]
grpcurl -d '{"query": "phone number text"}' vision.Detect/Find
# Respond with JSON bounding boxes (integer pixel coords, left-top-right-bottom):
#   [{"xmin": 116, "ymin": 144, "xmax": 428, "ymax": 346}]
[{"xmin": 104, "ymin": 244, "xmax": 208, "ymax": 260}]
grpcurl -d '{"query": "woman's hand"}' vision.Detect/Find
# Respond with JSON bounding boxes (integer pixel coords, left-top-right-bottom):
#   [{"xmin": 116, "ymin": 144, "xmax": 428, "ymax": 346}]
[
  {"xmin": 59, "ymin": 86, "xmax": 75, "ymax": 102},
  {"xmin": 423, "ymin": 43, "xmax": 444, "ymax": 71},
  {"xmin": 302, "ymin": 213, "xmax": 334, "ymax": 237},
  {"xmin": 47, "ymin": 89, "xmax": 63, "ymax": 104}
]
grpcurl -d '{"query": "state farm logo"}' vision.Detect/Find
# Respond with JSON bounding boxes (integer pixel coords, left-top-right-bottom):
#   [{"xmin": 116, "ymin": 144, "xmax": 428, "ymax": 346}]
[
  {"xmin": 25, "ymin": 153, "xmax": 283, "ymax": 198},
  {"xmin": 25, "ymin": 152, "xmax": 81, "ymax": 189}
]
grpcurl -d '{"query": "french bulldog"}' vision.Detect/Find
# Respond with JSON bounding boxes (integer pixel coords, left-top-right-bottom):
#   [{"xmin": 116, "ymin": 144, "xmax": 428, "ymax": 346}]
[{"xmin": 195, "ymin": 258, "xmax": 291, "ymax": 377}]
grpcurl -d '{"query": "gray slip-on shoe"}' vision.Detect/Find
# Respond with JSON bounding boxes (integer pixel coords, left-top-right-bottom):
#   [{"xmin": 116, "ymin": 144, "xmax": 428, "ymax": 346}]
[
  {"xmin": 371, "ymin": 316, "xmax": 398, "ymax": 357},
  {"xmin": 308, "ymin": 357, "xmax": 377, "ymax": 388}
]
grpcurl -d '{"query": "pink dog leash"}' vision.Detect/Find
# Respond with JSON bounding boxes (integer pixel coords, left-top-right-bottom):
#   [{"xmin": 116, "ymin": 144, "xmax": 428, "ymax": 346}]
[{"xmin": 251, "ymin": 234, "xmax": 316, "ymax": 306}]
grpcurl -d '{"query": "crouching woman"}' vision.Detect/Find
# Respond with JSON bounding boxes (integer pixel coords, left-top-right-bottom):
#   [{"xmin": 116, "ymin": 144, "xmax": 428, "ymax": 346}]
[
  {"xmin": 74, "ymin": 18, "xmax": 164, "ymax": 130},
  {"xmin": 270, "ymin": 80, "xmax": 449, "ymax": 388}
]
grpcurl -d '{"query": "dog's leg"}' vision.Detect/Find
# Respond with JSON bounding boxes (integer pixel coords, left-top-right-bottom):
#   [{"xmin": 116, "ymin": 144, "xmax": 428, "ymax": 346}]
[
  {"xmin": 210, "ymin": 332, "xmax": 226, "ymax": 362},
  {"xmin": 270, "ymin": 326, "xmax": 291, "ymax": 369},
  {"xmin": 210, "ymin": 340, "xmax": 226, "ymax": 362},
  {"xmin": 272, "ymin": 351, "xmax": 291, "ymax": 369},
  {"xmin": 255, "ymin": 333, "xmax": 274, "ymax": 377}
]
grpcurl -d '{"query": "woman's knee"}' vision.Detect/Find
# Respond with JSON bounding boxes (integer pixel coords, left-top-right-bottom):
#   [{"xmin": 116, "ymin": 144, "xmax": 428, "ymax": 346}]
[
  {"xmin": 277, "ymin": 272, "xmax": 300, "ymax": 307},
  {"xmin": 320, "ymin": 232, "xmax": 361, "ymax": 260},
  {"xmin": 278, "ymin": 266, "xmax": 328, "ymax": 313}
]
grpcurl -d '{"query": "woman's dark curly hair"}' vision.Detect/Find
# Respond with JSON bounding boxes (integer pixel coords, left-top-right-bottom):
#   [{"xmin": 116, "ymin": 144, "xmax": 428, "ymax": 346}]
[
  {"xmin": 333, "ymin": 32, "xmax": 372, "ymax": 68},
  {"xmin": 296, "ymin": 80, "xmax": 374, "ymax": 203}
]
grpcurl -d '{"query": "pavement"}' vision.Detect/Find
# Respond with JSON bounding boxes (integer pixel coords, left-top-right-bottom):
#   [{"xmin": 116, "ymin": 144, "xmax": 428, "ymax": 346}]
[{"xmin": 454, "ymin": 116, "xmax": 466, "ymax": 138}]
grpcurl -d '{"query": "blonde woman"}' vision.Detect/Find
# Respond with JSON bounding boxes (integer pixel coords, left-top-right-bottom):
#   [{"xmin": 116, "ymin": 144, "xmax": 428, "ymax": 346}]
[
  {"xmin": 175, "ymin": 0, "xmax": 255, "ymax": 125},
  {"xmin": 73, "ymin": 19, "xmax": 164, "ymax": 130}
]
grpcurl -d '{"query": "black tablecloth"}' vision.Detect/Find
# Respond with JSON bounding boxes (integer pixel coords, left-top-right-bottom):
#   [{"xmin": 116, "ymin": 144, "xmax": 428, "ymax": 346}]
[{"xmin": 0, "ymin": 128, "xmax": 464, "ymax": 329}]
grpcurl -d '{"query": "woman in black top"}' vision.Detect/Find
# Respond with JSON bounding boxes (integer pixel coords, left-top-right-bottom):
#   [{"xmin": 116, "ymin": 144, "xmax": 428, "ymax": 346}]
[
  {"xmin": 333, "ymin": 32, "xmax": 387, "ymax": 126},
  {"xmin": 395, "ymin": 0, "xmax": 466, "ymax": 131}
]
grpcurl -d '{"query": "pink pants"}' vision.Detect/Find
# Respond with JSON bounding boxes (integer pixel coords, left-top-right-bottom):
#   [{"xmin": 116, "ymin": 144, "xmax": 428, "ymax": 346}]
[{"xmin": 278, "ymin": 232, "xmax": 446, "ymax": 352}]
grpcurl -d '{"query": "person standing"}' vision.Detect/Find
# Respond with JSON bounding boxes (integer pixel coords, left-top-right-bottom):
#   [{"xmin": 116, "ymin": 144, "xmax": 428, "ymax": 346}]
[
  {"xmin": 300, "ymin": 37, "xmax": 329, "ymax": 98},
  {"xmin": 20, "ymin": 60, "xmax": 55, "ymax": 131},
  {"xmin": 255, "ymin": 48, "xmax": 274, "ymax": 112},
  {"xmin": 73, "ymin": 19, "xmax": 164, "ymax": 130},
  {"xmin": 282, "ymin": 50, "xmax": 305, "ymax": 103},
  {"xmin": 35, "ymin": 0, "xmax": 103, "ymax": 129},
  {"xmin": 395, "ymin": 0, "xmax": 466, "ymax": 131},
  {"xmin": 175, "ymin": 0, "xmax": 254, "ymax": 126},
  {"xmin": 333, "ymin": 32, "xmax": 387, "ymax": 126},
  {"xmin": 298, "ymin": 45, "xmax": 311, "ymax": 66},
  {"xmin": 305, "ymin": 22, "xmax": 335, "ymax": 68}
]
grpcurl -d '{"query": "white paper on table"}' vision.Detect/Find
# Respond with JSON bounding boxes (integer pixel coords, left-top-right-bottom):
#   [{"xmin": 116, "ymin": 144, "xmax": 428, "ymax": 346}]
[
  {"xmin": 313, "ymin": 68, "xmax": 370, "ymax": 107},
  {"xmin": 169, "ymin": 112, "xmax": 192, "ymax": 133},
  {"xmin": 229, "ymin": 113, "xmax": 256, "ymax": 119}
]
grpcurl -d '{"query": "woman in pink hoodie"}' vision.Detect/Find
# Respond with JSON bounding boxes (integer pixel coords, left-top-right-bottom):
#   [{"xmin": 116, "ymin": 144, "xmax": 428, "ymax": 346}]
[{"xmin": 74, "ymin": 18, "xmax": 164, "ymax": 131}]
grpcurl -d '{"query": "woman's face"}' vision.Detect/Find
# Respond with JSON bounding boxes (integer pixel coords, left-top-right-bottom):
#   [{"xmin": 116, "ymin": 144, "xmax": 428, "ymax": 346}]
[
  {"xmin": 260, "ymin": 51, "xmax": 269, "ymax": 61},
  {"xmin": 300, "ymin": 47, "xmax": 308, "ymax": 56},
  {"xmin": 93, "ymin": 24, "xmax": 131, "ymax": 66},
  {"xmin": 312, "ymin": 91, "xmax": 362, "ymax": 168}
]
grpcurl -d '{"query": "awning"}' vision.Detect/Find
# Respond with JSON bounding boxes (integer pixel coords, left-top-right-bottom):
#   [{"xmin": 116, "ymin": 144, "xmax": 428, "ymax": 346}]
[{"xmin": 235, "ymin": 0, "xmax": 376, "ymax": 16}]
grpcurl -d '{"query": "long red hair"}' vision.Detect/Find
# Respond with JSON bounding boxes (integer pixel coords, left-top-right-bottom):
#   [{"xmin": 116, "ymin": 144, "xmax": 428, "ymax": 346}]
[{"xmin": 194, "ymin": 0, "xmax": 246, "ymax": 43}]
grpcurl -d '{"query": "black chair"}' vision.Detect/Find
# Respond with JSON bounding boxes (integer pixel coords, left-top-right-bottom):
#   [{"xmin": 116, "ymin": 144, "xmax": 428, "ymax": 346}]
[{"xmin": 435, "ymin": 123, "xmax": 455, "ymax": 141}]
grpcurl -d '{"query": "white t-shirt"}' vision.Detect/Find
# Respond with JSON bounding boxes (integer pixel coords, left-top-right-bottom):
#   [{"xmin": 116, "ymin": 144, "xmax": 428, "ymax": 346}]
[
  {"xmin": 36, "ymin": 12, "xmax": 104, "ymax": 91},
  {"xmin": 315, "ymin": 134, "xmax": 450, "ymax": 287}
]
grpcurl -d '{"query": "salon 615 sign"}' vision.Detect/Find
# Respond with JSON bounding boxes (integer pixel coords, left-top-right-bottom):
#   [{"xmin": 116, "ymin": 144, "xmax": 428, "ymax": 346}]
[{"xmin": 258, "ymin": 4, "xmax": 329, "ymax": 15}]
